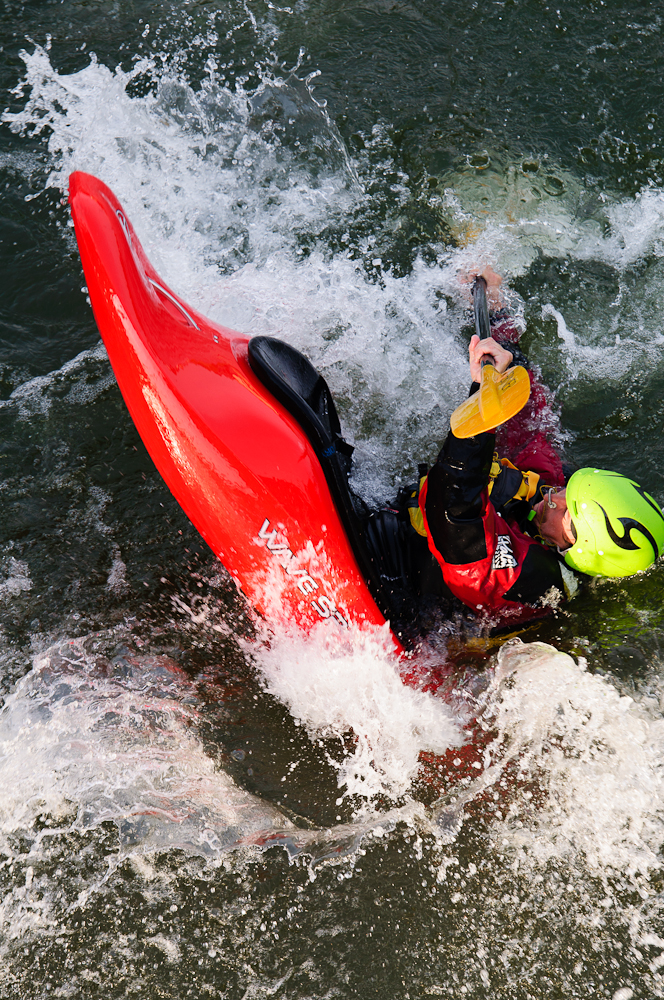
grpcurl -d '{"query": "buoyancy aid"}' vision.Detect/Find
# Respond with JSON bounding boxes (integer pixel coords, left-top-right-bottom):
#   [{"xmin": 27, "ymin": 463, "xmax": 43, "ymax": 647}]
[
  {"xmin": 487, "ymin": 454, "xmax": 540, "ymax": 505},
  {"xmin": 418, "ymin": 427, "xmax": 568, "ymax": 621},
  {"xmin": 405, "ymin": 453, "xmax": 541, "ymax": 538},
  {"xmin": 418, "ymin": 473, "xmax": 557, "ymax": 618}
]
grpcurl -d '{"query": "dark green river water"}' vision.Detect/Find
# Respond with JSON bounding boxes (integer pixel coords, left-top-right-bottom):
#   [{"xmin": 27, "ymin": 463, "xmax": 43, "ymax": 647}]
[{"xmin": 2, "ymin": 1, "xmax": 664, "ymax": 996}]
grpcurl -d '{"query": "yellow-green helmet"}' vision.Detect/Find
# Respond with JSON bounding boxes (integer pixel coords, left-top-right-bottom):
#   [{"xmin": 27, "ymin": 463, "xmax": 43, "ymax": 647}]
[{"xmin": 564, "ymin": 468, "xmax": 664, "ymax": 577}]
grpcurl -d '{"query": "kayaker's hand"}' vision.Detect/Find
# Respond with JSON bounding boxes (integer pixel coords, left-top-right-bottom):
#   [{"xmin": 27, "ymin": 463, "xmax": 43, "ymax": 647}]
[
  {"xmin": 459, "ymin": 265, "xmax": 505, "ymax": 308},
  {"xmin": 469, "ymin": 335, "xmax": 513, "ymax": 382}
]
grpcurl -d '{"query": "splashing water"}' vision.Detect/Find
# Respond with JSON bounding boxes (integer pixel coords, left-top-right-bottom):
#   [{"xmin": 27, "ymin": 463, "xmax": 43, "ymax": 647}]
[
  {"xmin": 478, "ymin": 641, "xmax": 664, "ymax": 877},
  {"xmin": 2, "ymin": 630, "xmax": 664, "ymax": 892},
  {"xmin": 3, "ymin": 43, "xmax": 664, "ymax": 848},
  {"xmin": 0, "ymin": 634, "xmax": 295, "ymax": 867},
  {"xmin": 3, "ymin": 3, "xmax": 664, "ymax": 995},
  {"xmin": 3, "ymin": 46, "xmax": 472, "ymax": 501},
  {"xmin": 251, "ymin": 623, "xmax": 463, "ymax": 804},
  {"xmin": 7, "ymin": 44, "xmax": 664, "ymax": 499}
]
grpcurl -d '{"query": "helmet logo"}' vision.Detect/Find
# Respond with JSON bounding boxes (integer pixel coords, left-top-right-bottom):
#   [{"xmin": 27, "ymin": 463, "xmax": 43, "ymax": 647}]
[{"xmin": 596, "ymin": 503, "xmax": 659, "ymax": 562}]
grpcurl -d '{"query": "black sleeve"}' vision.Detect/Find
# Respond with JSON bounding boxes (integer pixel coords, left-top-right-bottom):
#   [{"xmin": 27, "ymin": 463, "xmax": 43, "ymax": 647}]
[
  {"xmin": 496, "ymin": 342, "xmax": 530, "ymax": 369},
  {"xmin": 425, "ymin": 429, "xmax": 495, "ymax": 565}
]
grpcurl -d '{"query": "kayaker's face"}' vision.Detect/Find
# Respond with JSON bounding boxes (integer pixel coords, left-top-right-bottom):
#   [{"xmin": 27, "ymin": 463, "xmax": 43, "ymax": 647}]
[{"xmin": 533, "ymin": 488, "xmax": 576, "ymax": 550}]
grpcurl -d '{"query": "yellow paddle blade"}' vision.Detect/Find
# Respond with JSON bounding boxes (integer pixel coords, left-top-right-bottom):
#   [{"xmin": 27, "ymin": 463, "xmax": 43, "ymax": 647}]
[
  {"xmin": 449, "ymin": 364, "xmax": 531, "ymax": 439},
  {"xmin": 478, "ymin": 363, "xmax": 504, "ymax": 426}
]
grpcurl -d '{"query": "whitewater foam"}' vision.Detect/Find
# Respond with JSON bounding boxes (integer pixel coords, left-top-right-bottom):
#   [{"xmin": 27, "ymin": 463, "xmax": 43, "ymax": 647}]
[
  {"xmin": 475, "ymin": 641, "xmax": 664, "ymax": 878},
  {"xmin": 9, "ymin": 44, "xmax": 664, "ymax": 500},
  {"xmin": 4, "ymin": 41, "xmax": 664, "ymax": 898},
  {"xmin": 252, "ymin": 622, "xmax": 463, "ymax": 804},
  {"xmin": 0, "ymin": 634, "xmax": 293, "ymax": 867}
]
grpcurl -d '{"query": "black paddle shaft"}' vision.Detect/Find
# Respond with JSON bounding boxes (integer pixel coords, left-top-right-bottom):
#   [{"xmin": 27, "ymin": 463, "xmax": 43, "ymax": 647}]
[{"xmin": 472, "ymin": 275, "xmax": 493, "ymax": 367}]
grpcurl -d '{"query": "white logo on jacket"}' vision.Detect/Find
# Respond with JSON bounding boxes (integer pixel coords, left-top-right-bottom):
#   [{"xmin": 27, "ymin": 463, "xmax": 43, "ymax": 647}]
[{"xmin": 492, "ymin": 534, "xmax": 518, "ymax": 570}]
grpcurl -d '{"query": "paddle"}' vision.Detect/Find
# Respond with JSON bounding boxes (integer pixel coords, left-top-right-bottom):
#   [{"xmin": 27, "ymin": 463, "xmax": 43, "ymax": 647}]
[{"xmin": 449, "ymin": 276, "xmax": 531, "ymax": 438}]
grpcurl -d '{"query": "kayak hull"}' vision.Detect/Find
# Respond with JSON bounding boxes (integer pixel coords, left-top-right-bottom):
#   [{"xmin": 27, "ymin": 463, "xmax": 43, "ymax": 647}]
[{"xmin": 69, "ymin": 171, "xmax": 398, "ymax": 647}]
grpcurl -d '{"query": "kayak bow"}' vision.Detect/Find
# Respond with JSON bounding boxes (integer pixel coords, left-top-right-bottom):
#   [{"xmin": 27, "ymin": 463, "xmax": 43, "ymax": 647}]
[{"xmin": 69, "ymin": 171, "xmax": 400, "ymax": 650}]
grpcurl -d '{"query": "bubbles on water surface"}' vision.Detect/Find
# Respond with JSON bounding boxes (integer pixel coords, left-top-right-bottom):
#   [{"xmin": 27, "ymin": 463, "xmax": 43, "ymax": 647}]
[
  {"xmin": 0, "ymin": 632, "xmax": 293, "ymax": 860},
  {"xmin": 0, "ymin": 557, "xmax": 32, "ymax": 603},
  {"xmin": 4, "ymin": 25, "xmax": 664, "ymax": 998},
  {"xmin": 7, "ymin": 41, "xmax": 664, "ymax": 501},
  {"xmin": 1, "ymin": 632, "xmax": 664, "ymax": 996},
  {"xmin": 3, "ymin": 628, "xmax": 664, "ymax": 869},
  {"xmin": 250, "ymin": 622, "xmax": 464, "ymax": 803}
]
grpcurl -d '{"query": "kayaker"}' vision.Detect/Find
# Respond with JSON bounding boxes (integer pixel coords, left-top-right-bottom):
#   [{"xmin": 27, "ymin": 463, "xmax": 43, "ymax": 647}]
[{"xmin": 368, "ymin": 268, "xmax": 664, "ymax": 635}]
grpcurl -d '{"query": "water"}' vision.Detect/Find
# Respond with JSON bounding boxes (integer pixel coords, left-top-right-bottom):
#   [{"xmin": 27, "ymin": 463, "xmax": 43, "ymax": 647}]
[{"xmin": 1, "ymin": 0, "xmax": 664, "ymax": 995}]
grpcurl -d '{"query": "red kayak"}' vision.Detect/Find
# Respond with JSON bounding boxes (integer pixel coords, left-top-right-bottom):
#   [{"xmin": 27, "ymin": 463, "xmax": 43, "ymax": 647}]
[{"xmin": 69, "ymin": 172, "xmax": 402, "ymax": 652}]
